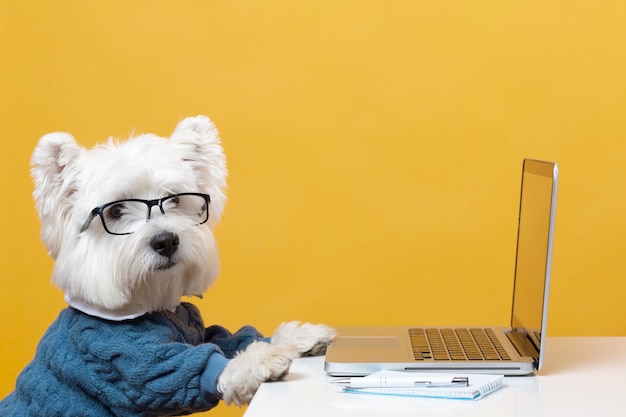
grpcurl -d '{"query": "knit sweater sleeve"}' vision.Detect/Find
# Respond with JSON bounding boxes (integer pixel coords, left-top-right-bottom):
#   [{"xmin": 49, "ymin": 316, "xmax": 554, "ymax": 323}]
[
  {"xmin": 205, "ymin": 324, "xmax": 271, "ymax": 358},
  {"xmin": 68, "ymin": 311, "xmax": 231, "ymax": 416},
  {"xmin": 0, "ymin": 306, "xmax": 273, "ymax": 417}
]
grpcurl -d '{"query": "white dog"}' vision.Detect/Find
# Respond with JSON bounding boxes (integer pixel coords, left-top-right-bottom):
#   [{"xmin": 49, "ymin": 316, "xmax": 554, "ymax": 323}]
[{"xmin": 0, "ymin": 116, "xmax": 335, "ymax": 416}]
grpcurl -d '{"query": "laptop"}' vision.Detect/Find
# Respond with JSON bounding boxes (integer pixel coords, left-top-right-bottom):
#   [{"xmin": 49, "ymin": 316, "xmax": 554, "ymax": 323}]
[{"xmin": 325, "ymin": 159, "xmax": 558, "ymax": 376}]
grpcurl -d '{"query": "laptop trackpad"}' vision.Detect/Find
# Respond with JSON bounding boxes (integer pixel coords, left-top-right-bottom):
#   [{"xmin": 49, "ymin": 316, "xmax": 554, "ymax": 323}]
[{"xmin": 334, "ymin": 336, "xmax": 400, "ymax": 349}]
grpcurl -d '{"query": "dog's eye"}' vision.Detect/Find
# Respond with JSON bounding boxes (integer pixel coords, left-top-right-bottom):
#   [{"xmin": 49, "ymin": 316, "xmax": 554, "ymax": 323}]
[
  {"xmin": 107, "ymin": 204, "xmax": 125, "ymax": 219},
  {"xmin": 162, "ymin": 196, "xmax": 180, "ymax": 212}
]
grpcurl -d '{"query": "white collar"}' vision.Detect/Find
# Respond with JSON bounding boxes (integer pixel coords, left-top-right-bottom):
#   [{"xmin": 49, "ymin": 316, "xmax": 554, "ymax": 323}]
[{"xmin": 65, "ymin": 294, "xmax": 147, "ymax": 321}]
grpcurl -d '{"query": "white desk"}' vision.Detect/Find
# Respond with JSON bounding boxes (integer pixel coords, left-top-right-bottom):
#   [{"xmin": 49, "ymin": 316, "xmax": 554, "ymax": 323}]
[{"xmin": 245, "ymin": 337, "xmax": 626, "ymax": 417}]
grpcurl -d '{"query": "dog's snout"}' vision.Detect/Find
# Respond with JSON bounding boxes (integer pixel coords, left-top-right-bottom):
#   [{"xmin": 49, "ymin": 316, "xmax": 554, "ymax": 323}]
[{"xmin": 150, "ymin": 232, "xmax": 179, "ymax": 258}]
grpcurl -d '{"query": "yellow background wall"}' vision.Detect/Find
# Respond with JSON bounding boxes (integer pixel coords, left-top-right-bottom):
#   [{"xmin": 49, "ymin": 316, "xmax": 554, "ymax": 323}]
[{"xmin": 2, "ymin": 1, "xmax": 626, "ymax": 416}]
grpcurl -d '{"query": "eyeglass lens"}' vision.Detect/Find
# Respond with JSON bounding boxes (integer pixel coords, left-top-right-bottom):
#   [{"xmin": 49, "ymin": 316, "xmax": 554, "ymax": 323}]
[{"xmin": 101, "ymin": 194, "xmax": 209, "ymax": 235}]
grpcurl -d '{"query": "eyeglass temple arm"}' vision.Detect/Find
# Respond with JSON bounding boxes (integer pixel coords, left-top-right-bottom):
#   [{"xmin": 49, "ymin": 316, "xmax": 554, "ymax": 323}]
[{"xmin": 79, "ymin": 210, "xmax": 98, "ymax": 233}]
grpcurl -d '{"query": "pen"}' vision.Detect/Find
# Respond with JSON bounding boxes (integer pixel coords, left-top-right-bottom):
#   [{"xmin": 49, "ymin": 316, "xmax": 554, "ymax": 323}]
[{"xmin": 332, "ymin": 375, "xmax": 469, "ymax": 389}]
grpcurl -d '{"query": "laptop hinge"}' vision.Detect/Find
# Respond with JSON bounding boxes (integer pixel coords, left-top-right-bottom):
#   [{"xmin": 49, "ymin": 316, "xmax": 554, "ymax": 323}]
[{"xmin": 506, "ymin": 330, "xmax": 539, "ymax": 361}]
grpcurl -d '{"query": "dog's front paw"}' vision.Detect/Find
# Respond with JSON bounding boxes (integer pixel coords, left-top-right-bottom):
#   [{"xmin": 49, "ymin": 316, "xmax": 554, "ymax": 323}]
[
  {"xmin": 217, "ymin": 341, "xmax": 298, "ymax": 406},
  {"xmin": 272, "ymin": 321, "xmax": 337, "ymax": 356}
]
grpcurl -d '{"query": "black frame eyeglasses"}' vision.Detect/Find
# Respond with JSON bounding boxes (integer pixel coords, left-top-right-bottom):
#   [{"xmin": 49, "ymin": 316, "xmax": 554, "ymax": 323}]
[{"xmin": 80, "ymin": 192, "xmax": 211, "ymax": 236}]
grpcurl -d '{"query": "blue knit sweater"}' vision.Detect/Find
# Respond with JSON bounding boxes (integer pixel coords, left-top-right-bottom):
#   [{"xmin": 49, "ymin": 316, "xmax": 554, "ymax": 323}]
[{"xmin": 0, "ymin": 303, "xmax": 267, "ymax": 416}]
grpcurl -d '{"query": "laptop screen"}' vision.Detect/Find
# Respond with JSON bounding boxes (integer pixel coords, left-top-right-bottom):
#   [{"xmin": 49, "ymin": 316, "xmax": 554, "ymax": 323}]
[{"xmin": 510, "ymin": 159, "xmax": 558, "ymax": 362}]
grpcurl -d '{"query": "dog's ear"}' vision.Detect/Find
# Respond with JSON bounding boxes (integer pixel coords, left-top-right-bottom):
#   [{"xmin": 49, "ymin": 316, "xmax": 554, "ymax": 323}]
[
  {"xmin": 170, "ymin": 116, "xmax": 227, "ymax": 226},
  {"xmin": 31, "ymin": 133, "xmax": 82, "ymax": 258}
]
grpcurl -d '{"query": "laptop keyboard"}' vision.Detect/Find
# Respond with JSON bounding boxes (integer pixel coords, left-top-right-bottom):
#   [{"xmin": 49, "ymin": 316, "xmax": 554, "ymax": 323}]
[{"xmin": 409, "ymin": 328, "xmax": 511, "ymax": 361}]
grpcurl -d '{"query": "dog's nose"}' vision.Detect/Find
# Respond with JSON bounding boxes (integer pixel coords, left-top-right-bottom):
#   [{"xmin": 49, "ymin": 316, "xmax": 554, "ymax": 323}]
[{"xmin": 150, "ymin": 232, "xmax": 179, "ymax": 258}]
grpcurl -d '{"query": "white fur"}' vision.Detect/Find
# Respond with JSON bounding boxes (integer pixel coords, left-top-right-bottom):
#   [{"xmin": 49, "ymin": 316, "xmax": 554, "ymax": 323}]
[
  {"xmin": 217, "ymin": 322, "xmax": 336, "ymax": 405},
  {"xmin": 217, "ymin": 342, "xmax": 299, "ymax": 406},
  {"xmin": 272, "ymin": 321, "xmax": 338, "ymax": 356},
  {"xmin": 30, "ymin": 115, "xmax": 336, "ymax": 406},
  {"xmin": 31, "ymin": 116, "xmax": 225, "ymax": 314}
]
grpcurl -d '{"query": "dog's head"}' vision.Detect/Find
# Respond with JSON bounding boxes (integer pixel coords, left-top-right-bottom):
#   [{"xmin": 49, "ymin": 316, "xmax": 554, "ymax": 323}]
[{"xmin": 31, "ymin": 116, "xmax": 227, "ymax": 316}]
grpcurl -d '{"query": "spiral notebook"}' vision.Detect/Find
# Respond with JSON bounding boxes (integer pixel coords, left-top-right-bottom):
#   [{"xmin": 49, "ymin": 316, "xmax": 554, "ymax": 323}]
[{"xmin": 342, "ymin": 370, "xmax": 505, "ymax": 400}]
